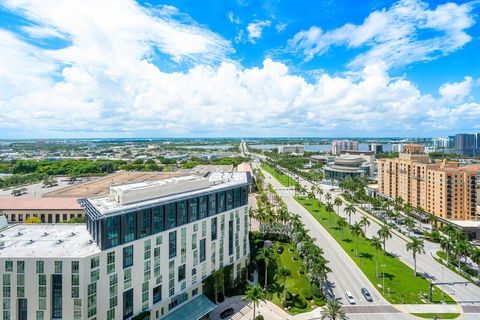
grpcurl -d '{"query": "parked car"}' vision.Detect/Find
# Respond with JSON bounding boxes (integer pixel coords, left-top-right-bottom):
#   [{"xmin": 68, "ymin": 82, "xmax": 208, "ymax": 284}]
[
  {"xmin": 220, "ymin": 308, "xmax": 234, "ymax": 319},
  {"xmin": 277, "ymin": 246, "xmax": 284, "ymax": 254},
  {"xmin": 345, "ymin": 291, "xmax": 356, "ymax": 304},
  {"xmin": 361, "ymin": 288, "xmax": 373, "ymax": 302}
]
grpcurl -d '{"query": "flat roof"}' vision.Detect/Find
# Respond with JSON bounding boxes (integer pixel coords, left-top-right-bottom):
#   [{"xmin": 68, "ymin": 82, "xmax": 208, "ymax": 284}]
[
  {"xmin": 0, "ymin": 224, "xmax": 100, "ymax": 258},
  {"xmin": 450, "ymin": 220, "xmax": 480, "ymax": 228},
  {"xmin": 83, "ymin": 172, "xmax": 250, "ymax": 218},
  {"xmin": 0, "ymin": 197, "xmax": 82, "ymax": 210}
]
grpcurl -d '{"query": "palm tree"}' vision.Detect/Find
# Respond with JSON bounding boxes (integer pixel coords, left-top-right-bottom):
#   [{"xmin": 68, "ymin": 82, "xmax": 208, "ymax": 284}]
[
  {"xmin": 274, "ymin": 266, "xmax": 292, "ymax": 306},
  {"xmin": 425, "ymin": 213, "xmax": 436, "ymax": 229},
  {"xmin": 470, "ymin": 247, "xmax": 480, "ymax": 279},
  {"xmin": 344, "ymin": 204, "xmax": 356, "ymax": 225},
  {"xmin": 359, "ymin": 216, "xmax": 371, "ymax": 235},
  {"xmin": 442, "ymin": 224, "xmax": 456, "ymax": 238},
  {"xmin": 336, "ymin": 217, "xmax": 348, "ymax": 240},
  {"xmin": 370, "ymin": 236, "xmax": 383, "ymax": 278},
  {"xmin": 334, "ymin": 197, "xmax": 343, "ymax": 213},
  {"xmin": 454, "ymin": 238, "xmax": 469, "ymax": 270},
  {"xmin": 320, "ymin": 299, "xmax": 348, "ymax": 320},
  {"xmin": 317, "ymin": 187, "xmax": 324, "ymax": 204},
  {"xmin": 325, "ymin": 192, "xmax": 332, "ymax": 203},
  {"xmin": 404, "ymin": 217, "xmax": 415, "ymax": 236},
  {"xmin": 377, "ymin": 224, "xmax": 392, "ymax": 253},
  {"xmin": 406, "ymin": 238, "xmax": 425, "ymax": 276},
  {"xmin": 440, "ymin": 237, "xmax": 451, "ymax": 264},
  {"xmin": 248, "ymin": 208, "xmax": 256, "ymax": 230},
  {"xmin": 326, "ymin": 202, "xmax": 334, "ymax": 227},
  {"xmin": 257, "ymin": 247, "xmax": 274, "ymax": 287},
  {"xmin": 351, "ymin": 222, "xmax": 363, "ymax": 257},
  {"xmin": 243, "ymin": 284, "xmax": 266, "ymax": 320}
]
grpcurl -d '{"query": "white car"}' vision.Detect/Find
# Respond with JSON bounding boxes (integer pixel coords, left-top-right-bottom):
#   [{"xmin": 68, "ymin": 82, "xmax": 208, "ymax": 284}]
[{"xmin": 345, "ymin": 291, "xmax": 356, "ymax": 304}]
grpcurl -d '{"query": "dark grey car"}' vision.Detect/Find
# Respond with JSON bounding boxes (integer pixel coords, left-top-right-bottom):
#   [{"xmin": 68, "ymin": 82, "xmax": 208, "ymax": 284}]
[{"xmin": 361, "ymin": 288, "xmax": 373, "ymax": 302}]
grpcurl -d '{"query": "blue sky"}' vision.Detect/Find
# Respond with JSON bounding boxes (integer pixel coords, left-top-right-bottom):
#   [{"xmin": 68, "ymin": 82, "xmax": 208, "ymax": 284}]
[{"xmin": 0, "ymin": 0, "xmax": 479, "ymax": 138}]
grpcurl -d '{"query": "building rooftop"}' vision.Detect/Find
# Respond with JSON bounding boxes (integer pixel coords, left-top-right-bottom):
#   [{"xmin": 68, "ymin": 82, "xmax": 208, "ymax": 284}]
[
  {"xmin": 82, "ymin": 172, "xmax": 251, "ymax": 218},
  {"xmin": 0, "ymin": 224, "xmax": 100, "ymax": 258},
  {"xmin": 0, "ymin": 197, "xmax": 82, "ymax": 210}
]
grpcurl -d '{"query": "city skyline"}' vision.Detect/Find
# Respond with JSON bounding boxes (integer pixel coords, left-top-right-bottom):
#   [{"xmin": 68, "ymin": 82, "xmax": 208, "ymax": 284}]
[{"xmin": 0, "ymin": 0, "xmax": 479, "ymax": 138}]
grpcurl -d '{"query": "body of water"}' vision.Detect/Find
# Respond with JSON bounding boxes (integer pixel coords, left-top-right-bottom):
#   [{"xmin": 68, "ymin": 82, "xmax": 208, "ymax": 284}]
[{"xmin": 250, "ymin": 143, "xmax": 393, "ymax": 153}]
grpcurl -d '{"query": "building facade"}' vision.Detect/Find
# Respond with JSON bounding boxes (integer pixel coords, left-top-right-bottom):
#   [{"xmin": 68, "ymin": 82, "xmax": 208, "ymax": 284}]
[
  {"xmin": 378, "ymin": 144, "xmax": 479, "ymax": 221},
  {"xmin": 0, "ymin": 198, "xmax": 84, "ymax": 223},
  {"xmin": 324, "ymin": 155, "xmax": 370, "ymax": 180},
  {"xmin": 455, "ymin": 133, "xmax": 477, "ymax": 156},
  {"xmin": 277, "ymin": 145, "xmax": 304, "ymax": 154},
  {"xmin": 331, "ymin": 140, "xmax": 359, "ymax": 155},
  {"xmin": 0, "ymin": 172, "xmax": 251, "ymax": 320}
]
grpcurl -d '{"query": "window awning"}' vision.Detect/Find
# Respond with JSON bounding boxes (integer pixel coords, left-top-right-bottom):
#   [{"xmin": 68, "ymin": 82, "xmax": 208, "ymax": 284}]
[{"xmin": 162, "ymin": 294, "xmax": 216, "ymax": 320}]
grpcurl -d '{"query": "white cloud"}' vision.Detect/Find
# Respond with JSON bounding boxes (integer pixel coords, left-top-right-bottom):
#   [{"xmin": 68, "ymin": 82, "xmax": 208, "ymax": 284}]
[
  {"xmin": 439, "ymin": 76, "xmax": 473, "ymax": 104},
  {"xmin": 275, "ymin": 23, "xmax": 287, "ymax": 33},
  {"xmin": 228, "ymin": 11, "xmax": 241, "ymax": 24},
  {"xmin": 288, "ymin": 0, "xmax": 476, "ymax": 69},
  {"xmin": 0, "ymin": 0, "xmax": 479, "ymax": 137},
  {"xmin": 247, "ymin": 20, "xmax": 271, "ymax": 43}
]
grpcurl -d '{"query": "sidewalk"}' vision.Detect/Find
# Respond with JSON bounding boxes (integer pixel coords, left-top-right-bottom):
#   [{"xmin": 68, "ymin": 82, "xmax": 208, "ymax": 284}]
[
  {"xmin": 209, "ymin": 296, "xmax": 290, "ymax": 320},
  {"xmin": 394, "ymin": 303, "xmax": 462, "ymax": 314}
]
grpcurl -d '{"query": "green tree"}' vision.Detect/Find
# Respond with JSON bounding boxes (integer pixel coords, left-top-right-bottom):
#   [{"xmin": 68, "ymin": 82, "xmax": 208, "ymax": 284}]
[
  {"xmin": 274, "ymin": 266, "xmax": 292, "ymax": 306},
  {"xmin": 325, "ymin": 202, "xmax": 334, "ymax": 228},
  {"xmin": 320, "ymin": 299, "xmax": 348, "ymax": 320},
  {"xmin": 359, "ymin": 216, "xmax": 371, "ymax": 235},
  {"xmin": 370, "ymin": 236, "xmax": 383, "ymax": 278},
  {"xmin": 406, "ymin": 238, "xmax": 425, "ymax": 276},
  {"xmin": 214, "ymin": 269, "xmax": 225, "ymax": 303},
  {"xmin": 351, "ymin": 222, "xmax": 363, "ymax": 257},
  {"xmin": 404, "ymin": 217, "xmax": 415, "ymax": 236},
  {"xmin": 377, "ymin": 224, "xmax": 392, "ymax": 253},
  {"xmin": 243, "ymin": 284, "xmax": 266, "ymax": 320},
  {"xmin": 344, "ymin": 204, "xmax": 356, "ymax": 225},
  {"xmin": 336, "ymin": 218, "xmax": 348, "ymax": 240},
  {"xmin": 334, "ymin": 197, "xmax": 343, "ymax": 213},
  {"xmin": 257, "ymin": 247, "xmax": 274, "ymax": 288}
]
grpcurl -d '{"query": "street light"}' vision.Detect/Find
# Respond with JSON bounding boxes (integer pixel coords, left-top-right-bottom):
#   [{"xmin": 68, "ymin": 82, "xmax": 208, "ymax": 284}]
[{"xmin": 381, "ymin": 264, "xmax": 387, "ymax": 294}]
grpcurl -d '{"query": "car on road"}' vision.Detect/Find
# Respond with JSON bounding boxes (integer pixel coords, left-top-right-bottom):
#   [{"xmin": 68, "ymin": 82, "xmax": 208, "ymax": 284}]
[
  {"xmin": 220, "ymin": 308, "xmax": 234, "ymax": 319},
  {"xmin": 361, "ymin": 288, "xmax": 373, "ymax": 302},
  {"xmin": 345, "ymin": 291, "xmax": 355, "ymax": 304}
]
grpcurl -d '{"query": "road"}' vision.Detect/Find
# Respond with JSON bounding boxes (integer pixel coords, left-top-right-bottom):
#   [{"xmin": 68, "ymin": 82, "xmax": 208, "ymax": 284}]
[{"xmin": 262, "ymin": 168, "xmax": 389, "ymax": 307}]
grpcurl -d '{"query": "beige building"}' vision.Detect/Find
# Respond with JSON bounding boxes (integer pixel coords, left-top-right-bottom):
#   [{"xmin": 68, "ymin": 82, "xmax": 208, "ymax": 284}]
[
  {"xmin": 378, "ymin": 144, "xmax": 479, "ymax": 221},
  {"xmin": 0, "ymin": 197, "xmax": 84, "ymax": 223}
]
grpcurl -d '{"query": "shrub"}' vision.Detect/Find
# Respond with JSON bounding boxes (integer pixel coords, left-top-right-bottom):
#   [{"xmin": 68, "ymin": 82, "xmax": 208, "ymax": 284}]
[
  {"xmin": 300, "ymin": 288, "xmax": 312, "ymax": 300},
  {"xmin": 292, "ymin": 294, "xmax": 308, "ymax": 309},
  {"xmin": 285, "ymin": 290, "xmax": 293, "ymax": 301},
  {"xmin": 255, "ymin": 316, "xmax": 264, "ymax": 320}
]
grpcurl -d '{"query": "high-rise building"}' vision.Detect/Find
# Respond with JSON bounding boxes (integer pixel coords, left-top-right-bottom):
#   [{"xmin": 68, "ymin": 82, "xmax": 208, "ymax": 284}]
[
  {"xmin": 391, "ymin": 144, "xmax": 404, "ymax": 153},
  {"xmin": 331, "ymin": 140, "xmax": 359, "ymax": 155},
  {"xmin": 455, "ymin": 133, "xmax": 477, "ymax": 156},
  {"xmin": 378, "ymin": 144, "xmax": 478, "ymax": 221},
  {"xmin": 0, "ymin": 172, "xmax": 251, "ymax": 320},
  {"xmin": 432, "ymin": 137, "xmax": 454, "ymax": 150},
  {"xmin": 369, "ymin": 143, "xmax": 383, "ymax": 153}
]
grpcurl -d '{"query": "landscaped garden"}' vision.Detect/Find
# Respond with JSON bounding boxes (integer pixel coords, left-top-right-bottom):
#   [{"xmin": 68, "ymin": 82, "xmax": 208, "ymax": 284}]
[
  {"xmin": 295, "ymin": 196, "xmax": 454, "ymax": 304},
  {"xmin": 260, "ymin": 163, "xmax": 298, "ymax": 188},
  {"xmin": 411, "ymin": 313, "xmax": 461, "ymax": 319},
  {"xmin": 250, "ymin": 232, "xmax": 325, "ymax": 315}
]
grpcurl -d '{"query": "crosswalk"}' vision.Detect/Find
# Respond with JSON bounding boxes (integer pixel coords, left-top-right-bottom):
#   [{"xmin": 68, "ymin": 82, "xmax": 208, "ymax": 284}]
[{"xmin": 230, "ymin": 304, "xmax": 252, "ymax": 320}]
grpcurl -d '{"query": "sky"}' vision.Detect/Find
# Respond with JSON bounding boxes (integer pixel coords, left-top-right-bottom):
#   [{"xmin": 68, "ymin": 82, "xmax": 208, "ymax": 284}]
[{"xmin": 0, "ymin": 0, "xmax": 479, "ymax": 138}]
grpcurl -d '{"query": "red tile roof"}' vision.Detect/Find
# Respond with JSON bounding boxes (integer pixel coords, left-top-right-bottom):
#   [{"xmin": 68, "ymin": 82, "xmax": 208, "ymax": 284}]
[{"xmin": 0, "ymin": 198, "xmax": 82, "ymax": 210}]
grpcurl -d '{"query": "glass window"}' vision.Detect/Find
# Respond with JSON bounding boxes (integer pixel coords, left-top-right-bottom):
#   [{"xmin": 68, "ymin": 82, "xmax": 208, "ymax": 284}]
[
  {"xmin": 137, "ymin": 209, "xmax": 151, "ymax": 238},
  {"xmin": 178, "ymin": 264, "xmax": 186, "ymax": 282},
  {"xmin": 169, "ymin": 231, "xmax": 177, "ymax": 259},
  {"xmin": 105, "ymin": 216, "xmax": 120, "ymax": 248},
  {"xmin": 153, "ymin": 285, "xmax": 162, "ymax": 304},
  {"xmin": 211, "ymin": 217, "xmax": 217, "ymax": 241},
  {"xmin": 107, "ymin": 252, "xmax": 115, "ymax": 265},
  {"xmin": 208, "ymin": 194, "xmax": 216, "ymax": 216},
  {"xmin": 234, "ymin": 188, "xmax": 240, "ymax": 207},
  {"xmin": 71, "ymin": 275, "xmax": 79, "ymax": 286},
  {"xmin": 52, "ymin": 274, "xmax": 63, "ymax": 318},
  {"xmin": 199, "ymin": 239, "xmax": 206, "ymax": 262},
  {"xmin": 3, "ymin": 274, "xmax": 10, "ymax": 285},
  {"xmin": 152, "ymin": 206, "xmax": 164, "ymax": 233},
  {"xmin": 54, "ymin": 261, "xmax": 62, "ymax": 274},
  {"xmin": 123, "ymin": 212, "xmax": 136, "ymax": 243},
  {"xmin": 166, "ymin": 203, "xmax": 177, "ymax": 229},
  {"xmin": 17, "ymin": 261, "xmax": 25, "ymax": 274},
  {"xmin": 90, "ymin": 256, "xmax": 99, "ymax": 269},
  {"xmin": 228, "ymin": 220, "xmax": 234, "ymax": 256},
  {"xmin": 123, "ymin": 289, "xmax": 134, "ymax": 319},
  {"xmin": 188, "ymin": 198, "xmax": 198, "ymax": 222},
  {"xmin": 5, "ymin": 261, "xmax": 13, "ymax": 272},
  {"xmin": 123, "ymin": 245, "xmax": 134, "ymax": 269},
  {"xmin": 217, "ymin": 191, "xmax": 225, "ymax": 213},
  {"xmin": 226, "ymin": 189, "xmax": 233, "ymax": 210},
  {"xmin": 199, "ymin": 196, "xmax": 207, "ymax": 219},
  {"xmin": 177, "ymin": 201, "xmax": 187, "ymax": 225},
  {"xmin": 71, "ymin": 261, "xmax": 79, "ymax": 274},
  {"xmin": 36, "ymin": 261, "xmax": 44, "ymax": 274}
]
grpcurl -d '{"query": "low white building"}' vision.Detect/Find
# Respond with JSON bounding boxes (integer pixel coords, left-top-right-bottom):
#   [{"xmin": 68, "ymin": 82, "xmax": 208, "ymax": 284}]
[
  {"xmin": 0, "ymin": 172, "xmax": 251, "ymax": 320},
  {"xmin": 278, "ymin": 145, "xmax": 304, "ymax": 154},
  {"xmin": 331, "ymin": 140, "xmax": 359, "ymax": 155}
]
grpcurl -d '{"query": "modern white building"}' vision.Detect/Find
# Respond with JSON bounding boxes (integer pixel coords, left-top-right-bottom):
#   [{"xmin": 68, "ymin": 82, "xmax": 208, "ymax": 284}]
[
  {"xmin": 277, "ymin": 145, "xmax": 304, "ymax": 154},
  {"xmin": 432, "ymin": 137, "xmax": 455, "ymax": 150},
  {"xmin": 391, "ymin": 144, "xmax": 404, "ymax": 153},
  {"xmin": 331, "ymin": 140, "xmax": 359, "ymax": 155},
  {"xmin": 0, "ymin": 172, "xmax": 251, "ymax": 320}
]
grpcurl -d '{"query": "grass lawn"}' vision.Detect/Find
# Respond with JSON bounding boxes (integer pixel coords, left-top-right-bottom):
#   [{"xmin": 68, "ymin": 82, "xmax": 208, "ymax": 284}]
[
  {"xmin": 295, "ymin": 197, "xmax": 455, "ymax": 305},
  {"xmin": 411, "ymin": 313, "xmax": 460, "ymax": 319},
  {"xmin": 266, "ymin": 241, "xmax": 325, "ymax": 314},
  {"xmin": 435, "ymin": 251, "xmax": 478, "ymax": 284},
  {"xmin": 261, "ymin": 163, "xmax": 298, "ymax": 188}
]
